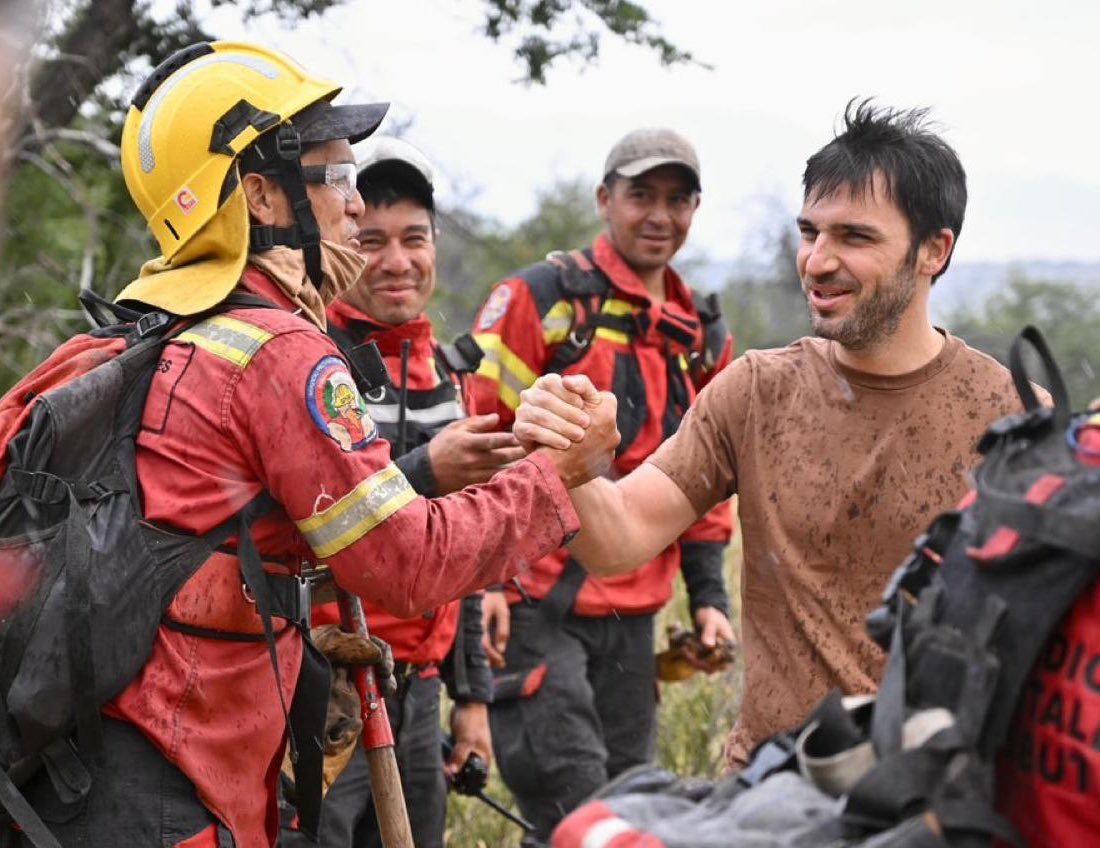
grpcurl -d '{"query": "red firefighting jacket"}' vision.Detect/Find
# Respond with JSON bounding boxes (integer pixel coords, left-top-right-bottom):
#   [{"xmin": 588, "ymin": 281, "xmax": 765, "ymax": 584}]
[
  {"xmin": 105, "ymin": 267, "xmax": 578, "ymax": 848},
  {"xmin": 316, "ymin": 302, "xmax": 472, "ymax": 672},
  {"xmin": 996, "ymin": 576, "xmax": 1100, "ymax": 848},
  {"xmin": 471, "ymin": 233, "xmax": 733, "ymax": 617}
]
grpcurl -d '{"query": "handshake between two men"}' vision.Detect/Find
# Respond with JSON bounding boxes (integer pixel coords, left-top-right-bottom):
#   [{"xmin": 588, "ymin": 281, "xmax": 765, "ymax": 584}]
[
  {"xmin": 513, "ymin": 373, "xmax": 736, "ymax": 649},
  {"xmin": 516, "ymin": 373, "xmax": 621, "ymax": 491}
]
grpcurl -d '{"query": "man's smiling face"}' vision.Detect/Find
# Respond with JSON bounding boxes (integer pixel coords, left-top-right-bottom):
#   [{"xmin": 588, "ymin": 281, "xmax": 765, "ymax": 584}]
[
  {"xmin": 796, "ymin": 171, "xmax": 921, "ymax": 351},
  {"xmin": 348, "ymin": 198, "xmax": 435, "ymax": 325}
]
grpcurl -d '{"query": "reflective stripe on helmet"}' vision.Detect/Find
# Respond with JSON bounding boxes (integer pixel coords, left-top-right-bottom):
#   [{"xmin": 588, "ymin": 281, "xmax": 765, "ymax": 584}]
[{"xmin": 139, "ymin": 52, "xmax": 281, "ymax": 174}]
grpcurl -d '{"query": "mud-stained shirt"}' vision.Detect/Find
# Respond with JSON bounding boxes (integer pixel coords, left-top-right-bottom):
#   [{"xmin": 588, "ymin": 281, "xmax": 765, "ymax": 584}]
[{"xmin": 647, "ymin": 331, "xmax": 1025, "ymax": 767}]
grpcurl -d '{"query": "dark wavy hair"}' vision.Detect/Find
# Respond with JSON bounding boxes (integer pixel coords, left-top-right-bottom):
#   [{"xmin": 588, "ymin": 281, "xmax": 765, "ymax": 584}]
[{"xmin": 803, "ymin": 98, "xmax": 967, "ymax": 283}]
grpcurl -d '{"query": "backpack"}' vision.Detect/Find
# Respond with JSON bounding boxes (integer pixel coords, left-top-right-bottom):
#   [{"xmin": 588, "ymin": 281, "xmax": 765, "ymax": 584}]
[
  {"xmin": 553, "ymin": 325, "xmax": 1098, "ymax": 848},
  {"xmin": 530, "ymin": 248, "xmax": 728, "ymax": 379},
  {"xmin": 0, "ymin": 292, "xmax": 321, "ymax": 847}
]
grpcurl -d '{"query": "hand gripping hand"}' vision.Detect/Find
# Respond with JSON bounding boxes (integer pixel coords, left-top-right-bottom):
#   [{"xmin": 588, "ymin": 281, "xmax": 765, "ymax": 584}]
[{"xmin": 515, "ymin": 373, "xmax": 620, "ymax": 489}]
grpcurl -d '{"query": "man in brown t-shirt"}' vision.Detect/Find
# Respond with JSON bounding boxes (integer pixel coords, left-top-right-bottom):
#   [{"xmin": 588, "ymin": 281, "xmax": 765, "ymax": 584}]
[{"xmin": 512, "ymin": 100, "xmax": 1028, "ymax": 769}]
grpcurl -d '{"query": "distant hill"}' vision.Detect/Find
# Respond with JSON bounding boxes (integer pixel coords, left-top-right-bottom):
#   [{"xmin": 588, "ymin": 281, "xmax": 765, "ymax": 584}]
[
  {"xmin": 929, "ymin": 261, "xmax": 1100, "ymax": 321},
  {"xmin": 694, "ymin": 257, "xmax": 1100, "ymax": 323}
]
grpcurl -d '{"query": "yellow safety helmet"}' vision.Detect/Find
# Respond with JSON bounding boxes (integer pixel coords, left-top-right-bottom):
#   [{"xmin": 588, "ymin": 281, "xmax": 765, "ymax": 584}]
[{"xmin": 116, "ymin": 41, "xmax": 387, "ymax": 315}]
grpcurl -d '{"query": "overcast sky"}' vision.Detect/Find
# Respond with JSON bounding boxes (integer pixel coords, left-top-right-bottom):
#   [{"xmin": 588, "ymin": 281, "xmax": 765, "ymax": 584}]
[{"xmin": 209, "ymin": 0, "xmax": 1100, "ymax": 266}]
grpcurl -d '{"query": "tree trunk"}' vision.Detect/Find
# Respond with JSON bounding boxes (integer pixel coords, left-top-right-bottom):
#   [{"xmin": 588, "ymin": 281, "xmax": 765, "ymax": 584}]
[{"xmin": 28, "ymin": 0, "xmax": 140, "ymax": 132}]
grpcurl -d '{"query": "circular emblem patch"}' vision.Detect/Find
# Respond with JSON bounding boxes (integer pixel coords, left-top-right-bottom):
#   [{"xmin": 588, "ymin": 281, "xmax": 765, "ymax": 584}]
[
  {"xmin": 477, "ymin": 285, "xmax": 512, "ymax": 331},
  {"xmin": 306, "ymin": 356, "xmax": 377, "ymax": 452}
]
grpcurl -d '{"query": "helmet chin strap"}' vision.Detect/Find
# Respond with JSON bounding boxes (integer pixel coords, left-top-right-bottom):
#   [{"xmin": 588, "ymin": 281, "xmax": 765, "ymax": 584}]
[{"xmin": 248, "ymin": 122, "xmax": 325, "ymax": 291}]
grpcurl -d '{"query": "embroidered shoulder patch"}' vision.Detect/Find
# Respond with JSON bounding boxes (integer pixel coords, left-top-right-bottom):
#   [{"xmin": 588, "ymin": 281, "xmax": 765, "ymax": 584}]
[
  {"xmin": 306, "ymin": 356, "xmax": 377, "ymax": 452},
  {"xmin": 477, "ymin": 285, "xmax": 512, "ymax": 331}
]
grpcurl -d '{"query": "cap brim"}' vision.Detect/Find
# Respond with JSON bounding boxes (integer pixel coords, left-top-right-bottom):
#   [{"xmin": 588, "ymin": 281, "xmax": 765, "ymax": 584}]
[
  {"xmin": 298, "ymin": 101, "xmax": 390, "ymax": 145},
  {"xmin": 613, "ymin": 156, "xmax": 701, "ymax": 190}
]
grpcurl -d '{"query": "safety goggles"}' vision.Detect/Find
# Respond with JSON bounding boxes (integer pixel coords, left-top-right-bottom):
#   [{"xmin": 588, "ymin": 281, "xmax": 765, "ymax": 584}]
[{"xmin": 300, "ymin": 162, "xmax": 359, "ymax": 203}]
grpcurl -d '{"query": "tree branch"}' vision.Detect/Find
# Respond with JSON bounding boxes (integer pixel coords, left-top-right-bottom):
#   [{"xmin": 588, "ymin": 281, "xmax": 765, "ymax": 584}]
[{"xmin": 28, "ymin": 0, "xmax": 142, "ymax": 133}]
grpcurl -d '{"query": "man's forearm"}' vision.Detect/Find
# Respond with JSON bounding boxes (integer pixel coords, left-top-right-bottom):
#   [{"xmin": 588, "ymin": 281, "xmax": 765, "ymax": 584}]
[
  {"xmin": 566, "ymin": 462, "xmax": 703, "ymax": 577},
  {"xmin": 564, "ymin": 477, "xmax": 640, "ymax": 575}
]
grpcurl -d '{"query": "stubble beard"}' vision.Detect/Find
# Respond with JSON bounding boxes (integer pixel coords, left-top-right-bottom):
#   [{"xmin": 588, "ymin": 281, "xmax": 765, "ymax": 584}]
[{"xmin": 806, "ymin": 261, "xmax": 918, "ymax": 352}]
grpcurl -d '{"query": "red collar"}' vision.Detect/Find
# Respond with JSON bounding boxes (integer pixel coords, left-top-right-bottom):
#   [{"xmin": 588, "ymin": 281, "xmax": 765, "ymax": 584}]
[
  {"xmin": 328, "ymin": 301, "xmax": 434, "ymax": 356},
  {"xmin": 327, "ymin": 301, "xmax": 440, "ymax": 388},
  {"xmin": 591, "ymin": 232, "xmax": 695, "ymax": 313}
]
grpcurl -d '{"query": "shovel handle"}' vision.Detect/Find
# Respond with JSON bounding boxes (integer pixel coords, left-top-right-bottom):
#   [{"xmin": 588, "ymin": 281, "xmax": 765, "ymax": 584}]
[{"xmin": 336, "ymin": 587, "xmax": 412, "ymax": 847}]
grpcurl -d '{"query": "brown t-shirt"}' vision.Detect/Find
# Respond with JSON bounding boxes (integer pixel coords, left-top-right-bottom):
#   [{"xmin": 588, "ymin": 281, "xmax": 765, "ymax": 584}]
[{"xmin": 648, "ymin": 331, "xmax": 1025, "ymax": 767}]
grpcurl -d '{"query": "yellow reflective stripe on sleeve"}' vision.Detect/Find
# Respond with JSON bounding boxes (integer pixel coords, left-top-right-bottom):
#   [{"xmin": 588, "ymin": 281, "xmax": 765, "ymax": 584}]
[
  {"xmin": 473, "ymin": 333, "xmax": 539, "ymax": 411},
  {"xmin": 541, "ymin": 301, "xmax": 575, "ymax": 345},
  {"xmin": 296, "ymin": 464, "xmax": 416, "ymax": 559},
  {"xmin": 473, "ymin": 334, "xmax": 502, "ymax": 381},
  {"xmin": 679, "ymin": 353, "xmax": 689, "ymax": 371},
  {"xmin": 178, "ymin": 315, "xmax": 274, "ymax": 368}
]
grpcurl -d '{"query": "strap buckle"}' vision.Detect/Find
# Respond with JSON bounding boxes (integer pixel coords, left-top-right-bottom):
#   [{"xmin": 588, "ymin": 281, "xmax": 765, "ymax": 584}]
[
  {"xmin": 136, "ymin": 310, "xmax": 171, "ymax": 338},
  {"xmin": 274, "ymin": 124, "xmax": 301, "ymax": 160},
  {"xmin": 250, "ymin": 224, "xmax": 276, "ymax": 252},
  {"xmin": 239, "ymin": 573, "xmax": 313, "ymax": 630},
  {"xmin": 14, "ymin": 469, "xmax": 66, "ymax": 504},
  {"xmin": 294, "ymin": 575, "xmax": 312, "ymax": 630}
]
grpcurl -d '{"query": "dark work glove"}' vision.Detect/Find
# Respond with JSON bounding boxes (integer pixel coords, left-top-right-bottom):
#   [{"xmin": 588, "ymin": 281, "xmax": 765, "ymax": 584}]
[{"xmin": 311, "ymin": 624, "xmax": 397, "ymax": 698}]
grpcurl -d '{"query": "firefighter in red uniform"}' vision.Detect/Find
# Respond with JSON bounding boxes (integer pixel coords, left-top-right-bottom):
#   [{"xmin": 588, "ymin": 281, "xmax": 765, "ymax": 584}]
[
  {"xmin": 471, "ymin": 127, "xmax": 735, "ymax": 844},
  {"xmin": 281, "ymin": 138, "xmax": 519, "ymax": 847},
  {"xmin": 14, "ymin": 42, "xmax": 620, "ymax": 848}
]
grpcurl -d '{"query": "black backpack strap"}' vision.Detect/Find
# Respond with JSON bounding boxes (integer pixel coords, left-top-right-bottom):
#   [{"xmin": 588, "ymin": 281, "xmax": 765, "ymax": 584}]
[
  {"xmin": 100, "ymin": 290, "xmax": 279, "ymax": 342},
  {"xmin": 78, "ymin": 290, "xmax": 144, "ymax": 329},
  {"xmin": 326, "ymin": 322, "xmax": 392, "ymax": 400},
  {"xmin": 62, "ymin": 488, "xmax": 104, "ymax": 763},
  {"xmin": 864, "ymin": 511, "xmax": 961, "ymax": 649},
  {"xmin": 869, "ymin": 596, "xmax": 908, "ymax": 760},
  {"xmin": 437, "ymin": 333, "xmax": 484, "ymax": 376},
  {"xmin": 218, "ymin": 291, "xmax": 283, "ymax": 312},
  {"xmin": 1009, "ymin": 325, "xmax": 1069, "ymax": 428},
  {"xmin": 0, "ymin": 766, "xmax": 62, "ymax": 848},
  {"xmin": 689, "ymin": 289, "xmax": 729, "ymax": 376},
  {"xmin": 201, "ymin": 490, "xmax": 328, "ymax": 837},
  {"xmin": 542, "ymin": 249, "xmax": 613, "ymax": 375}
]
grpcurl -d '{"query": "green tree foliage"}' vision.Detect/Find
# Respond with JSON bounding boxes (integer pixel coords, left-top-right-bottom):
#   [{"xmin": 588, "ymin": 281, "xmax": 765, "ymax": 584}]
[
  {"xmin": 720, "ymin": 218, "xmax": 809, "ymax": 354},
  {"xmin": 24, "ymin": 0, "xmax": 697, "ymax": 140},
  {"xmin": 483, "ymin": 0, "xmax": 706, "ymax": 84},
  {"xmin": 946, "ymin": 274, "xmax": 1100, "ymax": 406},
  {"xmin": 0, "ymin": 126, "xmax": 147, "ymax": 387}
]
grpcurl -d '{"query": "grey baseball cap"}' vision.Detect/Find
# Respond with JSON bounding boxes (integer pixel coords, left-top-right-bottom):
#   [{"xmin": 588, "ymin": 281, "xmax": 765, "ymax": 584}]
[{"xmin": 603, "ymin": 127, "xmax": 701, "ymax": 191}]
